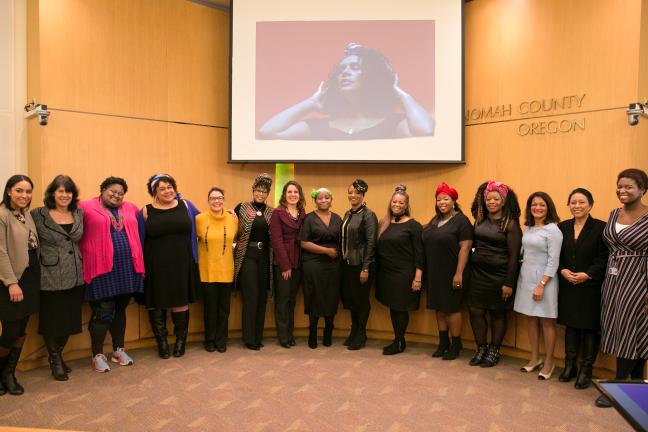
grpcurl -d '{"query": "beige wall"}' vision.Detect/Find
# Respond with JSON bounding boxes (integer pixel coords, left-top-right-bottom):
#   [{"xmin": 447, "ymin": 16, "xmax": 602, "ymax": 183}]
[{"xmin": 17, "ymin": 0, "xmax": 648, "ymax": 371}]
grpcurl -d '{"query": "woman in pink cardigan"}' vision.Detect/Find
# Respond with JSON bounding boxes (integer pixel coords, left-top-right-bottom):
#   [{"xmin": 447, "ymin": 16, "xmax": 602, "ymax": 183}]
[{"xmin": 79, "ymin": 177, "xmax": 144, "ymax": 373}]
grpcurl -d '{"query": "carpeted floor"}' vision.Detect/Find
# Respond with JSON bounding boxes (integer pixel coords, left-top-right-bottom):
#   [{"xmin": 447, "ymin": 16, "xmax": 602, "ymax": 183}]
[{"xmin": 0, "ymin": 339, "xmax": 631, "ymax": 432}]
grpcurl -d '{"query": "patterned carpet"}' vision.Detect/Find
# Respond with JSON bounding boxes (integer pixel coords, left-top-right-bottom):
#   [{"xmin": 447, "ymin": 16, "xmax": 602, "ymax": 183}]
[{"xmin": 0, "ymin": 338, "xmax": 630, "ymax": 432}]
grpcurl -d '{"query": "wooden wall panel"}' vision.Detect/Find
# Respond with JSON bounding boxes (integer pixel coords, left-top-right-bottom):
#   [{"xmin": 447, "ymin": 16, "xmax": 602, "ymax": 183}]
[{"xmin": 22, "ymin": 0, "xmax": 647, "ymax": 373}]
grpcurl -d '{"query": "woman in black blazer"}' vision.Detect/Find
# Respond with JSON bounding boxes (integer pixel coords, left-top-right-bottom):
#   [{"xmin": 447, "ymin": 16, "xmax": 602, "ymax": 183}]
[{"xmin": 557, "ymin": 188, "xmax": 608, "ymax": 389}]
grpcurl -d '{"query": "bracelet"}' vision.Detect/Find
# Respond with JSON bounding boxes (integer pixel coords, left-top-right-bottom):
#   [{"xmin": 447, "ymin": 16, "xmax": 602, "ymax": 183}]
[
  {"xmin": 361, "ymin": 269, "xmax": 369, "ymax": 273},
  {"xmin": 540, "ymin": 280, "xmax": 546, "ymax": 286},
  {"xmin": 414, "ymin": 280, "xmax": 422, "ymax": 283}
]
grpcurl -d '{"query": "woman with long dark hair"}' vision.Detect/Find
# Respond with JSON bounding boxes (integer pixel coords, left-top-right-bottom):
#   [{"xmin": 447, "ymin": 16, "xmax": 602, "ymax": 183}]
[
  {"xmin": 467, "ymin": 181, "xmax": 522, "ymax": 368},
  {"xmin": 270, "ymin": 180, "xmax": 306, "ymax": 348},
  {"xmin": 0, "ymin": 175, "xmax": 39, "ymax": 395},
  {"xmin": 375, "ymin": 185, "xmax": 424, "ymax": 355},
  {"xmin": 340, "ymin": 179, "xmax": 378, "ymax": 350},
  {"xmin": 557, "ymin": 188, "xmax": 607, "ymax": 389},
  {"xmin": 514, "ymin": 192, "xmax": 563, "ymax": 380},
  {"xmin": 31, "ymin": 175, "xmax": 84, "ymax": 381},
  {"xmin": 422, "ymin": 182, "xmax": 473, "ymax": 360}
]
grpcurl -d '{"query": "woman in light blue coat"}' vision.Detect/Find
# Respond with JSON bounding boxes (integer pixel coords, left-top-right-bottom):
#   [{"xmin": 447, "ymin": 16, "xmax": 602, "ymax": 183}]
[{"xmin": 514, "ymin": 192, "xmax": 563, "ymax": 380}]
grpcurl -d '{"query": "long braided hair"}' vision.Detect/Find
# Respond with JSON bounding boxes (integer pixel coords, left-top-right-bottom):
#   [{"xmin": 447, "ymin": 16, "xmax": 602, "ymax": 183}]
[{"xmin": 470, "ymin": 181, "xmax": 520, "ymax": 231}]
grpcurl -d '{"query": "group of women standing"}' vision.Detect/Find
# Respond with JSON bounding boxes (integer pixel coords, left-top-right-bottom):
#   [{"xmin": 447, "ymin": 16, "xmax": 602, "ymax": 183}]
[{"xmin": 0, "ymin": 168, "xmax": 646, "ymax": 408}]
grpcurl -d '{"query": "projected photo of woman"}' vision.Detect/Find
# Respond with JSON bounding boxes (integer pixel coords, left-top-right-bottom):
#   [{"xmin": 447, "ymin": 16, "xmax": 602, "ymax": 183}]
[{"xmin": 258, "ymin": 43, "xmax": 435, "ymax": 140}]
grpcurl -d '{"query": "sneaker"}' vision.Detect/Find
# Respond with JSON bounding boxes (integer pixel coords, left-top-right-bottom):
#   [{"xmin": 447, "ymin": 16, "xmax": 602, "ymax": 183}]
[
  {"xmin": 111, "ymin": 348, "xmax": 134, "ymax": 366},
  {"xmin": 92, "ymin": 354, "xmax": 111, "ymax": 373}
]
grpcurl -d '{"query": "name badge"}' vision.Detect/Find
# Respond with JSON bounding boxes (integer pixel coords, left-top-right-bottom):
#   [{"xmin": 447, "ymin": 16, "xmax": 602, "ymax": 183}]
[{"xmin": 609, "ymin": 267, "xmax": 618, "ymax": 276}]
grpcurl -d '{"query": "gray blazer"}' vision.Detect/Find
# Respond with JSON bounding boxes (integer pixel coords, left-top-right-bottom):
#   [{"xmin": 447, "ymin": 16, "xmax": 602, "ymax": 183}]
[{"xmin": 31, "ymin": 207, "xmax": 84, "ymax": 291}]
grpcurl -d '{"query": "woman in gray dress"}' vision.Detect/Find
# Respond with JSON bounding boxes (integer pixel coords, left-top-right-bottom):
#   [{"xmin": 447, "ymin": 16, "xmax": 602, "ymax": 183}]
[{"xmin": 514, "ymin": 192, "xmax": 562, "ymax": 380}]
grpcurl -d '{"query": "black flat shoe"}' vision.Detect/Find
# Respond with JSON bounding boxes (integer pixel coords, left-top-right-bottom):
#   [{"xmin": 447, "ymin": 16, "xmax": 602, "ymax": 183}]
[
  {"xmin": 204, "ymin": 342, "xmax": 216, "ymax": 353},
  {"xmin": 215, "ymin": 345, "xmax": 227, "ymax": 353},
  {"xmin": 245, "ymin": 343, "xmax": 260, "ymax": 351},
  {"xmin": 289, "ymin": 338, "xmax": 296, "ymax": 346},
  {"xmin": 382, "ymin": 339, "xmax": 405, "ymax": 356},
  {"xmin": 595, "ymin": 394, "xmax": 612, "ymax": 408},
  {"xmin": 279, "ymin": 342, "xmax": 291, "ymax": 349}
]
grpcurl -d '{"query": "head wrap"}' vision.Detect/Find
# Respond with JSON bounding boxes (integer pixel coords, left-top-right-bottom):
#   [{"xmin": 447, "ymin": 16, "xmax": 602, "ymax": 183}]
[
  {"xmin": 351, "ymin": 179, "xmax": 368, "ymax": 194},
  {"xmin": 149, "ymin": 173, "xmax": 173, "ymax": 195},
  {"xmin": 310, "ymin": 188, "xmax": 332, "ymax": 200},
  {"xmin": 252, "ymin": 173, "xmax": 272, "ymax": 192},
  {"xmin": 484, "ymin": 181, "xmax": 509, "ymax": 200},
  {"xmin": 435, "ymin": 182, "xmax": 458, "ymax": 201}
]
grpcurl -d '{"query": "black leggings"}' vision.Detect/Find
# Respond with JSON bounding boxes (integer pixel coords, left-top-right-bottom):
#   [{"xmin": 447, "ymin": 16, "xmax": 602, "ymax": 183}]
[
  {"xmin": 616, "ymin": 357, "xmax": 646, "ymax": 380},
  {"xmin": 88, "ymin": 294, "xmax": 131, "ymax": 356},
  {"xmin": 309, "ymin": 315, "xmax": 334, "ymax": 328},
  {"xmin": 468, "ymin": 306, "xmax": 507, "ymax": 346},
  {"xmin": 0, "ymin": 316, "xmax": 30, "ymax": 350},
  {"xmin": 390, "ymin": 309, "xmax": 410, "ymax": 340}
]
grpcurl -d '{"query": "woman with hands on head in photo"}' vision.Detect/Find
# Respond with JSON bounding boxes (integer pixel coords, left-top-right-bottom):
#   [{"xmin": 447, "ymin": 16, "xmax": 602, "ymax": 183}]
[
  {"xmin": 422, "ymin": 182, "xmax": 473, "ymax": 360},
  {"xmin": 596, "ymin": 168, "xmax": 648, "ymax": 408},
  {"xmin": 298, "ymin": 188, "xmax": 342, "ymax": 349},
  {"xmin": 79, "ymin": 176, "xmax": 144, "ymax": 373},
  {"xmin": 466, "ymin": 181, "xmax": 522, "ymax": 368},
  {"xmin": 270, "ymin": 180, "xmax": 306, "ymax": 348},
  {"xmin": 234, "ymin": 174, "xmax": 274, "ymax": 351},
  {"xmin": 31, "ymin": 175, "xmax": 84, "ymax": 381},
  {"xmin": 514, "ymin": 192, "xmax": 563, "ymax": 380},
  {"xmin": 0, "ymin": 175, "xmax": 39, "ymax": 395},
  {"xmin": 556, "ymin": 188, "xmax": 608, "ymax": 389},
  {"xmin": 340, "ymin": 179, "xmax": 378, "ymax": 351},
  {"xmin": 196, "ymin": 187, "xmax": 238, "ymax": 353},
  {"xmin": 258, "ymin": 43, "xmax": 434, "ymax": 140},
  {"xmin": 375, "ymin": 185, "xmax": 424, "ymax": 355},
  {"xmin": 140, "ymin": 173, "xmax": 200, "ymax": 359}
]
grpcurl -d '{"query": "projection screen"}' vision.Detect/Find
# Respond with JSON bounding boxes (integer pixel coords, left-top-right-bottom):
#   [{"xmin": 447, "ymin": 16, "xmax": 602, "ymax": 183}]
[{"xmin": 229, "ymin": 0, "xmax": 463, "ymax": 163}]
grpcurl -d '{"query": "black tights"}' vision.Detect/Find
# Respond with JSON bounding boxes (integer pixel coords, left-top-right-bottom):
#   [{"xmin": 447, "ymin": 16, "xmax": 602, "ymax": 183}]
[
  {"xmin": 616, "ymin": 357, "xmax": 646, "ymax": 380},
  {"xmin": 309, "ymin": 315, "xmax": 334, "ymax": 328},
  {"xmin": 468, "ymin": 306, "xmax": 507, "ymax": 346},
  {"xmin": 0, "ymin": 316, "xmax": 29, "ymax": 355},
  {"xmin": 89, "ymin": 294, "xmax": 131, "ymax": 356},
  {"xmin": 390, "ymin": 309, "xmax": 410, "ymax": 340}
]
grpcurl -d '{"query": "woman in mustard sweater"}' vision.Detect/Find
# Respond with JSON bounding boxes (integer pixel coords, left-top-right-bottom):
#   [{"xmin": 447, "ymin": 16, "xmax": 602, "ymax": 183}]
[{"xmin": 196, "ymin": 187, "xmax": 239, "ymax": 352}]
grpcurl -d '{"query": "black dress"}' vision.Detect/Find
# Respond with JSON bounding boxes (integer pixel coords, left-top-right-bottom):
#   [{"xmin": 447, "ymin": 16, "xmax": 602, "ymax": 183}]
[
  {"xmin": 467, "ymin": 218, "xmax": 522, "ymax": 311},
  {"xmin": 422, "ymin": 213, "xmax": 473, "ymax": 313},
  {"xmin": 557, "ymin": 216, "xmax": 608, "ymax": 330},
  {"xmin": 298, "ymin": 212, "xmax": 342, "ymax": 317},
  {"xmin": 0, "ymin": 250, "xmax": 40, "ymax": 322},
  {"xmin": 375, "ymin": 220, "xmax": 424, "ymax": 312},
  {"xmin": 144, "ymin": 201, "xmax": 198, "ymax": 309}
]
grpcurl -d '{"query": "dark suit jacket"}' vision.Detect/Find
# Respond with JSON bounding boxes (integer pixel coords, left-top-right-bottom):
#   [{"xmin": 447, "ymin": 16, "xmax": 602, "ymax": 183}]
[
  {"xmin": 31, "ymin": 207, "xmax": 84, "ymax": 291},
  {"xmin": 557, "ymin": 216, "xmax": 608, "ymax": 329},
  {"xmin": 270, "ymin": 206, "xmax": 305, "ymax": 272}
]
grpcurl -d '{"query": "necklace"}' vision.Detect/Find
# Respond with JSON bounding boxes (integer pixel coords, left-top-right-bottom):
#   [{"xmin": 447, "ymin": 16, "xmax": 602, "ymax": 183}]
[{"xmin": 105, "ymin": 208, "xmax": 124, "ymax": 232}]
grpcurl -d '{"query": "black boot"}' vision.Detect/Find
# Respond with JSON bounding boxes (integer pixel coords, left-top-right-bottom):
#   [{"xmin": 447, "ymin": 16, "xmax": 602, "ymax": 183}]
[
  {"xmin": 308, "ymin": 325, "xmax": 318, "ymax": 349},
  {"xmin": 433, "ymin": 331, "xmax": 450, "ymax": 358},
  {"xmin": 383, "ymin": 338, "xmax": 406, "ymax": 355},
  {"xmin": 323, "ymin": 318, "xmax": 333, "ymax": 347},
  {"xmin": 1, "ymin": 346, "xmax": 25, "ymax": 395},
  {"xmin": 44, "ymin": 337, "xmax": 68, "ymax": 381},
  {"xmin": 469, "ymin": 344, "xmax": 488, "ymax": 366},
  {"xmin": 480, "ymin": 344, "xmax": 501, "ymax": 368},
  {"xmin": 172, "ymin": 310, "xmax": 189, "ymax": 357},
  {"xmin": 344, "ymin": 312, "xmax": 358, "ymax": 346},
  {"xmin": 0, "ymin": 355, "xmax": 7, "ymax": 395},
  {"xmin": 575, "ymin": 331, "xmax": 599, "ymax": 389},
  {"xmin": 559, "ymin": 327, "xmax": 579, "ymax": 382},
  {"xmin": 56, "ymin": 336, "xmax": 71, "ymax": 373},
  {"xmin": 149, "ymin": 309, "xmax": 170, "ymax": 359},
  {"xmin": 349, "ymin": 310, "xmax": 368, "ymax": 351},
  {"xmin": 443, "ymin": 336, "xmax": 463, "ymax": 360}
]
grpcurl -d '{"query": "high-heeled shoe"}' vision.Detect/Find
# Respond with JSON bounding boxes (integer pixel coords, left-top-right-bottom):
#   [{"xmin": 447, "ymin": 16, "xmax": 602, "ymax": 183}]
[
  {"xmin": 537, "ymin": 364, "xmax": 556, "ymax": 380},
  {"xmin": 520, "ymin": 360, "xmax": 544, "ymax": 373}
]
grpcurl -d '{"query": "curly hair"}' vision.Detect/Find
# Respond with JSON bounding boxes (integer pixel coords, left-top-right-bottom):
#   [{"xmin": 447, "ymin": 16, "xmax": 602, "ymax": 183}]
[
  {"xmin": 146, "ymin": 173, "xmax": 177, "ymax": 197},
  {"xmin": 471, "ymin": 181, "xmax": 521, "ymax": 231},
  {"xmin": 524, "ymin": 191, "xmax": 560, "ymax": 227},
  {"xmin": 279, "ymin": 180, "xmax": 306, "ymax": 210},
  {"xmin": 44, "ymin": 175, "xmax": 80, "ymax": 210},
  {"xmin": 99, "ymin": 176, "xmax": 128, "ymax": 194},
  {"xmin": 321, "ymin": 43, "xmax": 399, "ymax": 118}
]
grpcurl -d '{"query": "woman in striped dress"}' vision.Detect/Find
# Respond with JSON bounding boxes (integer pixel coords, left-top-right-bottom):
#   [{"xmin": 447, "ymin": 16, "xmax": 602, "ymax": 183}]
[{"xmin": 596, "ymin": 168, "xmax": 648, "ymax": 408}]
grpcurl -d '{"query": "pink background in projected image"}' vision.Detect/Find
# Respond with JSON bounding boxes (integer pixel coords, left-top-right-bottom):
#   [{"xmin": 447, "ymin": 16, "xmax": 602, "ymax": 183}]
[{"xmin": 255, "ymin": 20, "xmax": 435, "ymax": 135}]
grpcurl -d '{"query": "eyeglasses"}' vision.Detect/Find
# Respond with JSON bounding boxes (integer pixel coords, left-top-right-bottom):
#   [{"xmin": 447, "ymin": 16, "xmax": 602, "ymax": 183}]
[
  {"xmin": 209, "ymin": 196, "xmax": 225, "ymax": 201},
  {"xmin": 107, "ymin": 189, "xmax": 124, "ymax": 197},
  {"xmin": 253, "ymin": 189, "xmax": 269, "ymax": 194}
]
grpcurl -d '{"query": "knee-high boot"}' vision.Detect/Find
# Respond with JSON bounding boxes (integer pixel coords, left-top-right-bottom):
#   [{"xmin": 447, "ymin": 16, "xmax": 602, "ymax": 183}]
[
  {"xmin": 171, "ymin": 310, "xmax": 189, "ymax": 358},
  {"xmin": 559, "ymin": 327, "xmax": 580, "ymax": 382},
  {"xmin": 148, "ymin": 309, "xmax": 170, "ymax": 359},
  {"xmin": 44, "ymin": 336, "xmax": 68, "ymax": 381},
  {"xmin": 1, "ymin": 346, "xmax": 25, "ymax": 395},
  {"xmin": 323, "ymin": 317, "xmax": 334, "ymax": 347},
  {"xmin": 575, "ymin": 330, "xmax": 599, "ymax": 389}
]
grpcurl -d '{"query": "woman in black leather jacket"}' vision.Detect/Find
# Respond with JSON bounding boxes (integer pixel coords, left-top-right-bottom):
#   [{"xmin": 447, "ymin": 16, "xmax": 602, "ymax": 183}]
[{"xmin": 340, "ymin": 179, "xmax": 378, "ymax": 350}]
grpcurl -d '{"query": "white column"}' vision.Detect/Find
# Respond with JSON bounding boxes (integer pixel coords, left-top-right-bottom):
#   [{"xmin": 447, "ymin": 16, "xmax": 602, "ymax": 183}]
[{"xmin": 0, "ymin": 0, "xmax": 28, "ymax": 182}]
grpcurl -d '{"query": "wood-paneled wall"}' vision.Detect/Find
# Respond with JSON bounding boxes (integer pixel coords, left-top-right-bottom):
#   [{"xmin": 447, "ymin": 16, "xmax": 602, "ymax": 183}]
[{"xmin": 19, "ymin": 0, "xmax": 648, "ymax": 372}]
